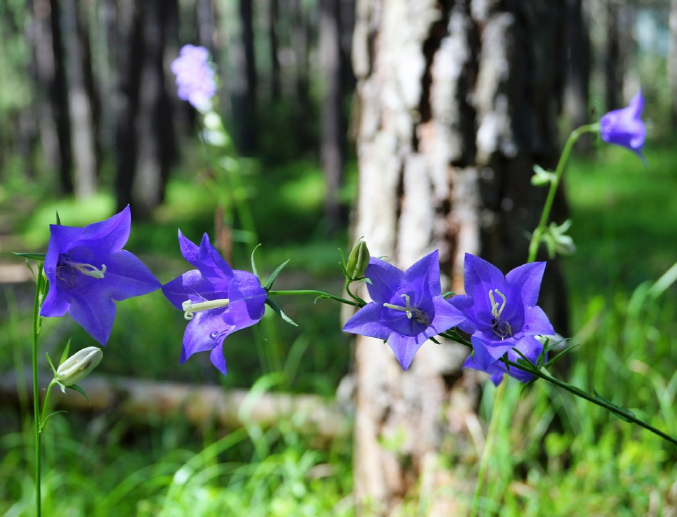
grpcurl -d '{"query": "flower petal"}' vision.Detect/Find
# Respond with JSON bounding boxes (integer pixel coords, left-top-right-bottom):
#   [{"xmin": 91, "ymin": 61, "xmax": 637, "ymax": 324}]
[
  {"xmin": 68, "ymin": 292, "xmax": 117, "ymax": 346},
  {"xmin": 210, "ymin": 343, "xmax": 228, "ymax": 375},
  {"xmin": 178, "ymin": 230, "xmax": 202, "ymax": 268},
  {"xmin": 181, "ymin": 309, "xmax": 232, "ymax": 362},
  {"xmin": 80, "ymin": 206, "xmax": 131, "ymax": 253},
  {"xmin": 404, "ymin": 250, "xmax": 441, "ymax": 296},
  {"xmin": 523, "ymin": 306, "xmax": 555, "ymax": 336},
  {"xmin": 365, "ymin": 258, "xmax": 405, "ymax": 304},
  {"xmin": 99, "ymin": 251, "xmax": 161, "ymax": 301},
  {"xmin": 224, "ymin": 271, "xmax": 267, "ymax": 330},
  {"xmin": 40, "ymin": 286, "xmax": 70, "ymax": 317},
  {"xmin": 426, "ymin": 297, "xmax": 469, "ymax": 336},
  {"xmin": 342, "ymin": 303, "xmax": 391, "ymax": 341},
  {"xmin": 162, "ymin": 269, "xmax": 229, "ymax": 309},
  {"xmin": 386, "ymin": 332, "xmax": 424, "ymax": 371},
  {"xmin": 505, "ymin": 261, "xmax": 546, "ymax": 307}
]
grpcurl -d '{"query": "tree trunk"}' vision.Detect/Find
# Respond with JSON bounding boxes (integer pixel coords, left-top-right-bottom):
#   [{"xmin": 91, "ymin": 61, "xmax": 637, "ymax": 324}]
[
  {"xmin": 132, "ymin": 0, "xmax": 176, "ymax": 217},
  {"xmin": 670, "ymin": 0, "xmax": 677, "ymax": 127},
  {"xmin": 351, "ymin": 1, "xmax": 567, "ymax": 514},
  {"xmin": 319, "ymin": 0, "xmax": 344, "ymax": 230},
  {"xmin": 269, "ymin": 0, "xmax": 281, "ymax": 101},
  {"xmin": 196, "ymin": 0, "xmax": 217, "ymax": 55},
  {"xmin": 605, "ymin": 0, "xmax": 621, "ymax": 112},
  {"xmin": 232, "ymin": 0, "xmax": 258, "ymax": 155},
  {"xmin": 564, "ymin": 0, "xmax": 591, "ymax": 150},
  {"xmin": 63, "ymin": 0, "xmax": 98, "ymax": 199}
]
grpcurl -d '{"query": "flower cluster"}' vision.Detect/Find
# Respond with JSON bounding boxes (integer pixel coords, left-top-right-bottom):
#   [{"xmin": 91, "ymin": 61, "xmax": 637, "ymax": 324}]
[{"xmin": 171, "ymin": 44, "xmax": 217, "ymax": 111}]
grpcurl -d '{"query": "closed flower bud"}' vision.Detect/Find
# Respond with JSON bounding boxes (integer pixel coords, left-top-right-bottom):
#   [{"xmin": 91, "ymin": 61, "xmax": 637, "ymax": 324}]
[
  {"xmin": 346, "ymin": 239, "xmax": 370, "ymax": 280},
  {"xmin": 55, "ymin": 347, "xmax": 103, "ymax": 386}
]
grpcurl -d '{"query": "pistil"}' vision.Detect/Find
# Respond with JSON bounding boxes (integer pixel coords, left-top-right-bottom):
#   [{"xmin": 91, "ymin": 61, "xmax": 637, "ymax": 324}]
[{"xmin": 182, "ymin": 299, "xmax": 230, "ymax": 320}]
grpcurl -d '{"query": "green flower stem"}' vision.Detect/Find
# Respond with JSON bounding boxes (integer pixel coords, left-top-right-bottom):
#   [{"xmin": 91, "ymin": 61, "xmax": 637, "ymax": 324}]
[
  {"xmin": 470, "ymin": 378, "xmax": 506, "ymax": 517},
  {"xmin": 527, "ymin": 123, "xmax": 600, "ymax": 263},
  {"xmin": 438, "ymin": 330, "xmax": 677, "ymax": 447},
  {"xmin": 267, "ymin": 290, "xmax": 364, "ymax": 308},
  {"xmin": 31, "ymin": 263, "xmax": 45, "ymax": 517}
]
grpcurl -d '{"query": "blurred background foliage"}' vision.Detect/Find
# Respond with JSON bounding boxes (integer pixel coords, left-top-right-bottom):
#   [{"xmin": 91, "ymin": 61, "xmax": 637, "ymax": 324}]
[{"xmin": 1, "ymin": 0, "xmax": 677, "ymax": 514}]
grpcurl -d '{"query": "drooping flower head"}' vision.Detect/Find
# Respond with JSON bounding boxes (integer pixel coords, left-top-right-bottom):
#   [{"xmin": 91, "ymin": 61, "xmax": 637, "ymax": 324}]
[
  {"xmin": 343, "ymin": 250, "xmax": 468, "ymax": 370},
  {"xmin": 449, "ymin": 253, "xmax": 554, "ymax": 364},
  {"xmin": 40, "ymin": 206, "xmax": 161, "ymax": 345},
  {"xmin": 171, "ymin": 44, "xmax": 217, "ymax": 111},
  {"xmin": 599, "ymin": 90, "xmax": 646, "ymax": 159},
  {"xmin": 162, "ymin": 231, "xmax": 267, "ymax": 375},
  {"xmin": 464, "ymin": 335, "xmax": 545, "ymax": 386}
]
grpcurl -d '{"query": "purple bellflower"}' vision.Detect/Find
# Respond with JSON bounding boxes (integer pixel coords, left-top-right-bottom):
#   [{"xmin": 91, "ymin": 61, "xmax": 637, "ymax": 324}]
[
  {"xmin": 449, "ymin": 253, "xmax": 554, "ymax": 365},
  {"xmin": 600, "ymin": 90, "xmax": 646, "ymax": 159},
  {"xmin": 343, "ymin": 250, "xmax": 468, "ymax": 370},
  {"xmin": 40, "ymin": 206, "xmax": 161, "ymax": 346},
  {"xmin": 464, "ymin": 335, "xmax": 545, "ymax": 386},
  {"xmin": 171, "ymin": 44, "xmax": 217, "ymax": 111},
  {"xmin": 162, "ymin": 231, "xmax": 267, "ymax": 375}
]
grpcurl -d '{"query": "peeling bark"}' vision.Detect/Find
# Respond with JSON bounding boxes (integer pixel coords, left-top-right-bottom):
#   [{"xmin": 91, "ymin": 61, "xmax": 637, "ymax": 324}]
[{"xmin": 351, "ymin": 1, "xmax": 567, "ymax": 514}]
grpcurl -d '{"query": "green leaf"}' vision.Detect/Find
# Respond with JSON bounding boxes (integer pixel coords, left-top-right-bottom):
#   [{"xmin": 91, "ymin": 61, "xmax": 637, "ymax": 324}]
[
  {"xmin": 545, "ymin": 342, "xmax": 580, "ymax": 369},
  {"xmin": 43, "ymin": 410, "xmax": 67, "ymax": 425},
  {"xmin": 68, "ymin": 384, "xmax": 91, "ymax": 404},
  {"xmin": 250, "ymin": 243, "xmax": 262, "ymax": 277},
  {"xmin": 55, "ymin": 210, "xmax": 61, "ymax": 225},
  {"xmin": 12, "ymin": 252, "xmax": 47, "ymax": 261},
  {"xmin": 59, "ymin": 339, "xmax": 72, "ymax": 366},
  {"xmin": 264, "ymin": 259, "xmax": 290, "ymax": 291},
  {"xmin": 264, "ymin": 298, "xmax": 298, "ymax": 327}
]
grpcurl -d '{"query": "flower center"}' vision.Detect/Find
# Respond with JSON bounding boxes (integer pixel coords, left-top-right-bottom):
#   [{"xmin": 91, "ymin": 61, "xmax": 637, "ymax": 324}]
[
  {"xmin": 58, "ymin": 257, "xmax": 107, "ymax": 281},
  {"xmin": 489, "ymin": 289, "xmax": 512, "ymax": 339},
  {"xmin": 383, "ymin": 294, "xmax": 431, "ymax": 326},
  {"xmin": 182, "ymin": 299, "xmax": 230, "ymax": 320}
]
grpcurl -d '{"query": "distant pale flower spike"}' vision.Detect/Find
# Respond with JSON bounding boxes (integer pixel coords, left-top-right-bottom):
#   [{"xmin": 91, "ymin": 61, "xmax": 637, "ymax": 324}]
[{"xmin": 171, "ymin": 44, "xmax": 217, "ymax": 111}]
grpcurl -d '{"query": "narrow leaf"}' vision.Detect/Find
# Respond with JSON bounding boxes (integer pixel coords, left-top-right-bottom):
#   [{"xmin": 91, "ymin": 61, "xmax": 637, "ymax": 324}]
[
  {"xmin": 67, "ymin": 384, "xmax": 91, "ymax": 404},
  {"xmin": 264, "ymin": 259, "xmax": 290, "ymax": 291},
  {"xmin": 265, "ymin": 298, "xmax": 298, "ymax": 327},
  {"xmin": 13, "ymin": 252, "xmax": 47, "ymax": 261},
  {"xmin": 545, "ymin": 342, "xmax": 580, "ymax": 369},
  {"xmin": 43, "ymin": 410, "xmax": 67, "ymax": 424},
  {"xmin": 250, "ymin": 243, "xmax": 262, "ymax": 277},
  {"xmin": 59, "ymin": 339, "xmax": 72, "ymax": 366},
  {"xmin": 45, "ymin": 353, "xmax": 57, "ymax": 374}
]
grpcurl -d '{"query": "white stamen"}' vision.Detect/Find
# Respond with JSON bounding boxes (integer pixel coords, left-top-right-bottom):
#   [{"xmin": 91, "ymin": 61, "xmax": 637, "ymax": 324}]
[{"xmin": 182, "ymin": 299, "xmax": 230, "ymax": 320}]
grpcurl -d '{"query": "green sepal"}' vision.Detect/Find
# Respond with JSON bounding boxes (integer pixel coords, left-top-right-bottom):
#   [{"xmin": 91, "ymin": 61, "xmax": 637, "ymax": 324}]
[
  {"xmin": 45, "ymin": 353, "xmax": 57, "ymax": 375},
  {"xmin": 12, "ymin": 252, "xmax": 47, "ymax": 261},
  {"xmin": 265, "ymin": 298, "xmax": 298, "ymax": 327},
  {"xmin": 264, "ymin": 259, "xmax": 290, "ymax": 291},
  {"xmin": 429, "ymin": 336, "xmax": 441, "ymax": 345},
  {"xmin": 545, "ymin": 342, "xmax": 580, "ymax": 370},
  {"xmin": 250, "ymin": 243, "xmax": 262, "ymax": 277},
  {"xmin": 68, "ymin": 384, "xmax": 91, "ymax": 404},
  {"xmin": 442, "ymin": 291, "xmax": 455, "ymax": 299},
  {"xmin": 55, "ymin": 210, "xmax": 61, "ymax": 225},
  {"xmin": 59, "ymin": 339, "xmax": 72, "ymax": 367}
]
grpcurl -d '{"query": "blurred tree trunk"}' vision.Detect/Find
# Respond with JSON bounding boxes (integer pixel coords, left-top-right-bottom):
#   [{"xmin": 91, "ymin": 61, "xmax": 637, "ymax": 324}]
[
  {"xmin": 114, "ymin": 0, "xmax": 143, "ymax": 211},
  {"xmin": 564, "ymin": 0, "xmax": 591, "ymax": 150},
  {"xmin": 232, "ymin": 0, "xmax": 258, "ymax": 155},
  {"xmin": 132, "ymin": 0, "xmax": 177, "ymax": 217},
  {"xmin": 63, "ymin": 0, "xmax": 98, "ymax": 198},
  {"xmin": 196, "ymin": 0, "xmax": 217, "ymax": 55},
  {"xmin": 670, "ymin": 0, "xmax": 677, "ymax": 127},
  {"xmin": 351, "ymin": 1, "xmax": 567, "ymax": 514},
  {"xmin": 319, "ymin": 0, "xmax": 344, "ymax": 230},
  {"xmin": 31, "ymin": 0, "xmax": 73, "ymax": 193},
  {"xmin": 605, "ymin": 0, "xmax": 621, "ymax": 111},
  {"xmin": 269, "ymin": 0, "xmax": 281, "ymax": 101},
  {"xmin": 290, "ymin": 0, "xmax": 312, "ymax": 147}
]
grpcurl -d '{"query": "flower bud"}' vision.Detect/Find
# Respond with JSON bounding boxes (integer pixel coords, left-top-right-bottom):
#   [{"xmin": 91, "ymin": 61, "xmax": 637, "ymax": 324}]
[
  {"xmin": 346, "ymin": 239, "xmax": 370, "ymax": 280},
  {"xmin": 55, "ymin": 347, "xmax": 103, "ymax": 386}
]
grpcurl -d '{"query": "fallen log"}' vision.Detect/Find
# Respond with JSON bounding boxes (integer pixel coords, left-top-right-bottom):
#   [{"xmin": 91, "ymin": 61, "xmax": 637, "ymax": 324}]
[{"xmin": 0, "ymin": 371, "xmax": 351, "ymax": 439}]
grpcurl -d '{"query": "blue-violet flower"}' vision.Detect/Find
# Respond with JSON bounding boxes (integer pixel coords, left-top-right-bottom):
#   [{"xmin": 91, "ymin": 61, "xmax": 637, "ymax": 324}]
[
  {"xmin": 162, "ymin": 231, "xmax": 267, "ymax": 375},
  {"xmin": 600, "ymin": 89, "xmax": 645, "ymax": 159},
  {"xmin": 40, "ymin": 206, "xmax": 161, "ymax": 346},
  {"xmin": 464, "ymin": 335, "xmax": 545, "ymax": 386},
  {"xmin": 171, "ymin": 44, "xmax": 217, "ymax": 111},
  {"xmin": 343, "ymin": 250, "xmax": 468, "ymax": 370},
  {"xmin": 449, "ymin": 253, "xmax": 554, "ymax": 364}
]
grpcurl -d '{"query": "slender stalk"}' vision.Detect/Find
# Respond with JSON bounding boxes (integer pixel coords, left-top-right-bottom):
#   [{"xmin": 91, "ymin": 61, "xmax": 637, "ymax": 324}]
[
  {"xmin": 32, "ymin": 263, "xmax": 44, "ymax": 517},
  {"xmin": 470, "ymin": 379, "xmax": 506, "ymax": 517},
  {"xmin": 527, "ymin": 123, "xmax": 600, "ymax": 263},
  {"xmin": 267, "ymin": 289, "xmax": 364, "ymax": 307},
  {"xmin": 439, "ymin": 330, "xmax": 677, "ymax": 447},
  {"xmin": 39, "ymin": 380, "xmax": 58, "ymax": 432}
]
